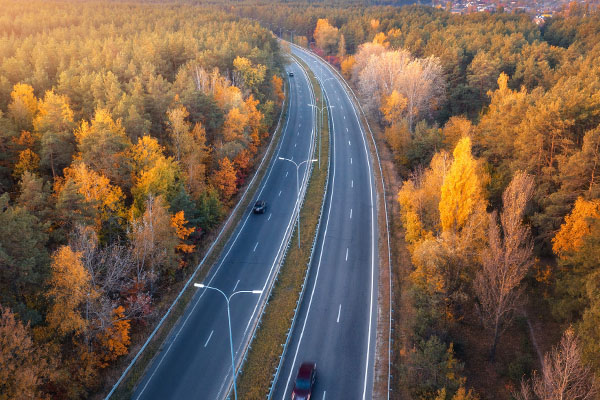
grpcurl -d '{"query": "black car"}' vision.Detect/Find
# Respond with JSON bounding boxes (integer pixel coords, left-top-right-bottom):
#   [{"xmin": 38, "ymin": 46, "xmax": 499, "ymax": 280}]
[
  {"xmin": 291, "ymin": 362, "xmax": 316, "ymax": 400},
  {"xmin": 253, "ymin": 200, "xmax": 267, "ymax": 214},
  {"xmin": 288, "ymin": 71, "xmax": 294, "ymax": 77}
]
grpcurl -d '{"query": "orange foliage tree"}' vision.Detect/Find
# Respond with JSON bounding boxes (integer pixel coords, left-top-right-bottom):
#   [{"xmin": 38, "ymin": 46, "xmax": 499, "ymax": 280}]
[
  {"xmin": 212, "ymin": 157, "xmax": 238, "ymax": 203},
  {"xmin": 170, "ymin": 210, "xmax": 195, "ymax": 266},
  {"xmin": 272, "ymin": 75, "xmax": 285, "ymax": 104},
  {"xmin": 0, "ymin": 305, "xmax": 50, "ymax": 399},
  {"xmin": 553, "ymin": 197, "xmax": 600, "ymax": 257},
  {"xmin": 98, "ymin": 306, "xmax": 130, "ymax": 366},
  {"xmin": 60, "ymin": 162, "xmax": 126, "ymax": 232},
  {"xmin": 46, "ymin": 246, "xmax": 94, "ymax": 337}
]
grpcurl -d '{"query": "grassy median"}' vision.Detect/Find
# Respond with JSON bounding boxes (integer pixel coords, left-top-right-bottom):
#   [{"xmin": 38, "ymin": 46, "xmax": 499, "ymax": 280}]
[
  {"xmin": 106, "ymin": 79, "xmax": 290, "ymax": 400},
  {"xmin": 236, "ymin": 53, "xmax": 330, "ymax": 399}
]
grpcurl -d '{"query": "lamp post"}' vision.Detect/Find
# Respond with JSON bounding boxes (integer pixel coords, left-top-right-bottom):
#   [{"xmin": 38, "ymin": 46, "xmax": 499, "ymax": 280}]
[
  {"xmin": 308, "ymin": 102, "xmax": 334, "ymax": 169},
  {"xmin": 278, "ymin": 157, "xmax": 317, "ymax": 248},
  {"xmin": 286, "ymin": 29, "xmax": 296, "ymax": 44},
  {"xmin": 193, "ymin": 283, "xmax": 262, "ymax": 400}
]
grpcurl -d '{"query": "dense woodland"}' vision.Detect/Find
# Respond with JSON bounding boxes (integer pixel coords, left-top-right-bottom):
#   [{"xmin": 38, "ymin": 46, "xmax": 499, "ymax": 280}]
[
  {"xmin": 235, "ymin": 3, "xmax": 600, "ymax": 399},
  {"xmin": 0, "ymin": 1, "xmax": 284, "ymax": 398},
  {"xmin": 3, "ymin": 1, "xmax": 600, "ymax": 399}
]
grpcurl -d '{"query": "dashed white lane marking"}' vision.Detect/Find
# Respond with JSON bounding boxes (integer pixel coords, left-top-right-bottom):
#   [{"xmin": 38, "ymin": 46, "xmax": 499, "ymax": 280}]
[
  {"xmin": 343, "ymin": 115, "xmax": 346, "ymax": 119},
  {"xmin": 346, "ymin": 127, "xmax": 348, "ymax": 132},
  {"xmin": 204, "ymin": 330, "xmax": 214, "ymax": 347},
  {"xmin": 279, "ymin": 190, "xmax": 282, "ymax": 196},
  {"xmin": 323, "ymin": 391, "xmax": 327, "ymax": 400},
  {"xmin": 286, "ymin": 171, "xmax": 289, "ymax": 177},
  {"xmin": 350, "ymin": 158, "xmax": 352, "ymax": 165},
  {"xmin": 268, "ymin": 213, "xmax": 272, "ymax": 221},
  {"xmin": 349, "ymin": 140, "xmax": 351, "ymax": 146},
  {"xmin": 233, "ymin": 279, "xmax": 240, "ymax": 292},
  {"xmin": 346, "ymin": 248, "xmax": 349, "ymax": 261},
  {"xmin": 337, "ymin": 305, "xmax": 341, "ymax": 323},
  {"xmin": 253, "ymin": 242, "xmax": 259, "ymax": 252},
  {"xmin": 351, "ymin": 180, "xmax": 354, "ymax": 188},
  {"xmin": 294, "ymin": 143, "xmax": 297, "ymax": 148},
  {"xmin": 299, "ymin": 123, "xmax": 301, "ymax": 127},
  {"xmin": 350, "ymin": 208, "xmax": 353, "ymax": 219}
]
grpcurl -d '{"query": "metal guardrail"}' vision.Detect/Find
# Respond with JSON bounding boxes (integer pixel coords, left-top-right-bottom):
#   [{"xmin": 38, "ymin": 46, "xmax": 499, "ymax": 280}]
[
  {"xmin": 223, "ymin": 54, "xmax": 319, "ymax": 399},
  {"xmin": 290, "ymin": 42, "xmax": 395, "ymax": 400},
  {"xmin": 105, "ymin": 67, "xmax": 290, "ymax": 400},
  {"xmin": 265, "ymin": 53, "xmax": 332, "ymax": 400}
]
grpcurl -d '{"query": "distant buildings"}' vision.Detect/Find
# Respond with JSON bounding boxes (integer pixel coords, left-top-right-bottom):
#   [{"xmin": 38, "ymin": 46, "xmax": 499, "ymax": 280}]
[{"xmin": 436, "ymin": 0, "xmax": 596, "ymax": 18}]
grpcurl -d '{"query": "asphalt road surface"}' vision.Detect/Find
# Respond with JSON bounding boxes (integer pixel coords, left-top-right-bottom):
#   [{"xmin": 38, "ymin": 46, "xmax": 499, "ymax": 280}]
[
  {"xmin": 133, "ymin": 58, "xmax": 317, "ymax": 400},
  {"xmin": 271, "ymin": 45, "xmax": 379, "ymax": 400}
]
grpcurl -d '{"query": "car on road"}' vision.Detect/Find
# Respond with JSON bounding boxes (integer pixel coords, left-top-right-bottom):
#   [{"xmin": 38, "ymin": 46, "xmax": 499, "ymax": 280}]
[
  {"xmin": 291, "ymin": 362, "xmax": 316, "ymax": 400},
  {"xmin": 253, "ymin": 200, "xmax": 267, "ymax": 214},
  {"xmin": 288, "ymin": 71, "xmax": 294, "ymax": 77}
]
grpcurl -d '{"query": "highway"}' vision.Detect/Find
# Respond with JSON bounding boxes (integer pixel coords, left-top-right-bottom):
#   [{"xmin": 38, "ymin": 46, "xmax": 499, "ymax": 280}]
[
  {"xmin": 132, "ymin": 58, "xmax": 317, "ymax": 400},
  {"xmin": 271, "ymin": 46, "xmax": 379, "ymax": 399}
]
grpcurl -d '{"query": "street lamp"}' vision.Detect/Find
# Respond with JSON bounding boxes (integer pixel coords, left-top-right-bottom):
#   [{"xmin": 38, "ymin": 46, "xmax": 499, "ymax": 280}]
[
  {"xmin": 193, "ymin": 283, "xmax": 262, "ymax": 400},
  {"xmin": 308, "ymin": 102, "xmax": 334, "ymax": 169},
  {"xmin": 278, "ymin": 157, "xmax": 317, "ymax": 248},
  {"xmin": 286, "ymin": 29, "xmax": 296, "ymax": 44}
]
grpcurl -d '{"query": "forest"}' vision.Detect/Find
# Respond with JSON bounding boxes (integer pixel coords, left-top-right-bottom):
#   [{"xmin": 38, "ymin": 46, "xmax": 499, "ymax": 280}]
[
  {"xmin": 233, "ymin": 2, "xmax": 600, "ymax": 399},
  {"xmin": 3, "ymin": 0, "xmax": 600, "ymax": 399},
  {"xmin": 0, "ymin": 1, "xmax": 284, "ymax": 398}
]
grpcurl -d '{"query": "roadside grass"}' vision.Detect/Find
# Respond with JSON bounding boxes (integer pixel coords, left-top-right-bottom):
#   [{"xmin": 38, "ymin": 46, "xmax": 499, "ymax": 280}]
[
  {"xmin": 103, "ymin": 82, "xmax": 290, "ymax": 400},
  {"xmin": 236, "ymin": 53, "xmax": 330, "ymax": 399}
]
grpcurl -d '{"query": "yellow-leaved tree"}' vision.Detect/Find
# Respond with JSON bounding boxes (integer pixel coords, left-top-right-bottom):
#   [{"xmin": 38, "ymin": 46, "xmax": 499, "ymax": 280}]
[
  {"xmin": 381, "ymin": 90, "xmax": 408, "ymax": 125},
  {"xmin": 46, "ymin": 246, "xmax": 94, "ymax": 337},
  {"xmin": 75, "ymin": 108, "xmax": 132, "ymax": 187},
  {"xmin": 8, "ymin": 83, "xmax": 38, "ymax": 131},
  {"xmin": 552, "ymin": 197, "xmax": 600, "ymax": 257},
  {"xmin": 314, "ymin": 18, "xmax": 339, "ymax": 56},
  {"xmin": 129, "ymin": 135, "xmax": 182, "ymax": 216},
  {"xmin": 129, "ymin": 135, "xmax": 166, "ymax": 175},
  {"xmin": 61, "ymin": 162, "xmax": 126, "ymax": 232},
  {"xmin": 166, "ymin": 105, "xmax": 208, "ymax": 199},
  {"xmin": 34, "ymin": 90, "xmax": 75, "ymax": 177},
  {"xmin": 233, "ymin": 56, "xmax": 266, "ymax": 96},
  {"xmin": 439, "ymin": 136, "xmax": 487, "ymax": 234},
  {"xmin": 13, "ymin": 148, "xmax": 40, "ymax": 179}
]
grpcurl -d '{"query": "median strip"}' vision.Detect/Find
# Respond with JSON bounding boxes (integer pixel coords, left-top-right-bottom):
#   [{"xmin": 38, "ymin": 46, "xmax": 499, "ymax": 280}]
[{"xmin": 236, "ymin": 52, "xmax": 331, "ymax": 399}]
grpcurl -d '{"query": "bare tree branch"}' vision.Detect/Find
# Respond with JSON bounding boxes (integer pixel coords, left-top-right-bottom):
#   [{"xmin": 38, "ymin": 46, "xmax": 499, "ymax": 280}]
[{"xmin": 474, "ymin": 171, "xmax": 535, "ymax": 360}]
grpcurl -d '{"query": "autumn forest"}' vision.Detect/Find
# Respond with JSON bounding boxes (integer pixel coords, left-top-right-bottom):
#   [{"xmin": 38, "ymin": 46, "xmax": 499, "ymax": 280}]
[
  {"xmin": 2, "ymin": 0, "xmax": 600, "ymax": 399},
  {"xmin": 0, "ymin": 1, "xmax": 284, "ymax": 398}
]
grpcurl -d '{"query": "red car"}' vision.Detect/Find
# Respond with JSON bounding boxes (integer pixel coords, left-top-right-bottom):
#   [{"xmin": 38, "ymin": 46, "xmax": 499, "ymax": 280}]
[{"xmin": 291, "ymin": 362, "xmax": 316, "ymax": 400}]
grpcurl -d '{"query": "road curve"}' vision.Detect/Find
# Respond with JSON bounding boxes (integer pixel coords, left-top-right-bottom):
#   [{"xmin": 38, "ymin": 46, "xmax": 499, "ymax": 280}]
[
  {"xmin": 271, "ymin": 46, "xmax": 379, "ymax": 400},
  {"xmin": 132, "ymin": 57, "xmax": 317, "ymax": 400}
]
